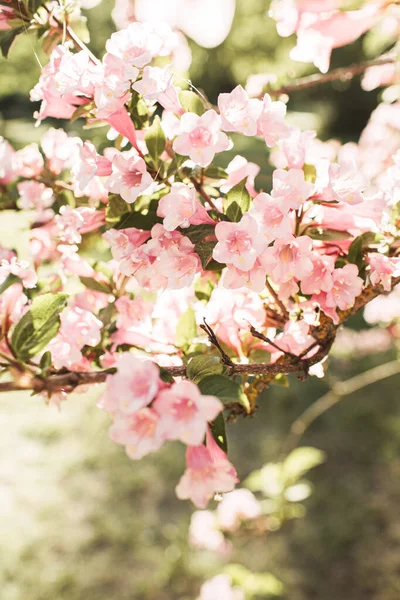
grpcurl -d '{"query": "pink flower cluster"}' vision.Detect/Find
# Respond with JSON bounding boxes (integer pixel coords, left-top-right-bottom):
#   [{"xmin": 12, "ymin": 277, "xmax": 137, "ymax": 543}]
[{"xmin": 99, "ymin": 353, "xmax": 237, "ymax": 507}]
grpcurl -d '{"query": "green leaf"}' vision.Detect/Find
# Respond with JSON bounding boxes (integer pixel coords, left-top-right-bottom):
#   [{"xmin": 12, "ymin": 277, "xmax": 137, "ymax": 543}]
[
  {"xmin": 0, "ymin": 27, "xmax": 25, "ymax": 58},
  {"xmin": 39, "ymin": 350, "xmax": 52, "ymax": 372},
  {"xmin": 178, "ymin": 90, "xmax": 205, "ymax": 116},
  {"xmin": 307, "ymin": 227, "xmax": 352, "ymax": 241},
  {"xmin": 224, "ymin": 564, "xmax": 284, "ymax": 597},
  {"xmin": 198, "ymin": 374, "xmax": 244, "ymax": 404},
  {"xmin": 282, "ymin": 447, "xmax": 325, "ymax": 482},
  {"xmin": 223, "ymin": 178, "xmax": 251, "ymax": 222},
  {"xmin": 0, "ymin": 274, "xmax": 20, "ymax": 296},
  {"xmin": 183, "ymin": 224, "xmax": 215, "ymax": 244},
  {"xmin": 204, "ymin": 165, "xmax": 228, "ymax": 179},
  {"xmin": 186, "ymin": 355, "xmax": 224, "ymax": 384},
  {"xmin": 115, "ymin": 211, "xmax": 162, "ymax": 231},
  {"xmin": 158, "ymin": 366, "xmax": 175, "ymax": 383},
  {"xmin": 347, "ymin": 235, "xmax": 364, "ymax": 267},
  {"xmin": 209, "ymin": 412, "xmax": 228, "ymax": 452},
  {"xmin": 195, "ymin": 241, "xmax": 217, "ymax": 269},
  {"xmin": 303, "ymin": 163, "xmax": 317, "ymax": 184},
  {"xmin": 194, "ymin": 277, "xmax": 215, "ymax": 302},
  {"xmin": 11, "ymin": 293, "xmax": 68, "ymax": 361},
  {"xmin": 80, "ymin": 277, "xmax": 112, "ymax": 294},
  {"xmin": 106, "ymin": 196, "xmax": 130, "ymax": 224},
  {"xmin": 176, "ymin": 307, "xmax": 197, "ymax": 349},
  {"xmin": 145, "ymin": 116, "xmax": 166, "ymax": 165}
]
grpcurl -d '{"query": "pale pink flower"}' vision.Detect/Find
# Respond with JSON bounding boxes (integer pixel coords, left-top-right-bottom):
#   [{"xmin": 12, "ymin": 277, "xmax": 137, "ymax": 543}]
[
  {"xmin": 55, "ymin": 206, "xmax": 85, "ymax": 244},
  {"xmin": 262, "ymin": 235, "xmax": 314, "ymax": 283},
  {"xmin": 316, "ymin": 160, "xmax": 368, "ymax": 205},
  {"xmin": 221, "ymin": 260, "xmax": 268, "ymax": 293},
  {"xmin": 0, "ymin": 257, "xmax": 37, "ymax": 289},
  {"xmin": 369, "ymin": 254, "xmax": 400, "ymax": 292},
  {"xmin": 99, "ymin": 353, "xmax": 160, "ymax": 415},
  {"xmin": 0, "ymin": 283, "xmax": 27, "ymax": 325},
  {"xmin": 189, "ymin": 510, "xmax": 230, "ymax": 554},
  {"xmin": 73, "ymin": 141, "xmax": 113, "ymax": 191},
  {"xmin": 290, "ymin": 3, "xmax": 384, "ymax": 73},
  {"xmin": 271, "ymin": 168, "xmax": 315, "ymax": 210},
  {"xmin": 256, "ymin": 93, "xmax": 290, "ymax": 147},
  {"xmin": 216, "ymin": 489, "xmax": 261, "ymax": 531},
  {"xmin": 249, "ymin": 192, "xmax": 292, "ymax": 242},
  {"xmin": 104, "ymin": 108, "xmax": 140, "ymax": 150},
  {"xmin": 274, "ymin": 319, "xmax": 315, "ymax": 357},
  {"xmin": 213, "ymin": 215, "xmax": 267, "ymax": 271},
  {"xmin": 218, "ymin": 84, "xmax": 263, "ymax": 136},
  {"xmin": 197, "ymin": 575, "xmax": 244, "ymax": 600},
  {"xmin": 300, "ymin": 254, "xmax": 335, "ymax": 295},
  {"xmin": 272, "ymin": 127, "xmax": 317, "ymax": 170},
  {"xmin": 173, "ymin": 109, "xmax": 230, "ymax": 167},
  {"xmin": 154, "ymin": 380, "xmax": 222, "ymax": 446},
  {"xmin": 132, "ymin": 65, "xmax": 173, "ymax": 100},
  {"xmin": 176, "ymin": 430, "xmax": 238, "ymax": 508},
  {"xmin": 106, "ymin": 22, "xmax": 159, "ymax": 68},
  {"xmin": 115, "ymin": 296, "xmax": 153, "ymax": 330},
  {"xmin": 220, "ymin": 155, "xmax": 260, "ymax": 197},
  {"xmin": 324, "ymin": 264, "xmax": 363, "ymax": 311},
  {"xmin": 0, "ymin": 137, "xmax": 16, "ymax": 184},
  {"xmin": 106, "ymin": 151, "xmax": 153, "ymax": 204},
  {"xmin": 17, "ymin": 181, "xmax": 54, "ymax": 215},
  {"xmin": 13, "ymin": 143, "xmax": 44, "ymax": 178},
  {"xmin": 362, "ymin": 63, "xmax": 397, "ymax": 92},
  {"xmin": 103, "ymin": 228, "xmax": 151, "ymax": 261},
  {"xmin": 109, "ymin": 407, "xmax": 165, "ymax": 459},
  {"xmin": 157, "ymin": 182, "xmax": 215, "ymax": 231},
  {"xmin": 54, "ymin": 49, "xmax": 101, "ymax": 96},
  {"xmin": 48, "ymin": 306, "xmax": 102, "ymax": 369},
  {"xmin": 41, "ymin": 128, "xmax": 81, "ymax": 175}
]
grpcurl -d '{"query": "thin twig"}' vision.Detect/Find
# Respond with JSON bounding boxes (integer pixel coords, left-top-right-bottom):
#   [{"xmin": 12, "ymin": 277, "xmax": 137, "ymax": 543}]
[
  {"xmin": 267, "ymin": 51, "xmax": 398, "ymax": 97},
  {"xmin": 190, "ymin": 178, "xmax": 222, "ymax": 215},
  {"xmin": 199, "ymin": 319, "xmax": 235, "ymax": 369},
  {"xmin": 282, "ymin": 360, "xmax": 400, "ymax": 454},
  {"xmin": 265, "ymin": 278, "xmax": 289, "ymax": 318}
]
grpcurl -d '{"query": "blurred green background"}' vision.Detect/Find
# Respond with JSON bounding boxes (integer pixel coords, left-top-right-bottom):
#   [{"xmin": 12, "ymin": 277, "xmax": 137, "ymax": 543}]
[{"xmin": 2, "ymin": 1, "xmax": 400, "ymax": 599}]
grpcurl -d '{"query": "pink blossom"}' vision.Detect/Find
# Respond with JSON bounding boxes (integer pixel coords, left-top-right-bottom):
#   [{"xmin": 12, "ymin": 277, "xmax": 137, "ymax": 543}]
[
  {"xmin": 220, "ymin": 155, "xmax": 260, "ymax": 197},
  {"xmin": 262, "ymin": 236, "xmax": 314, "ymax": 283},
  {"xmin": 176, "ymin": 429, "xmax": 238, "ymax": 508},
  {"xmin": 218, "ymin": 85, "xmax": 262, "ymax": 136},
  {"xmin": 132, "ymin": 65, "xmax": 173, "ymax": 100},
  {"xmin": 99, "ymin": 353, "xmax": 160, "ymax": 415},
  {"xmin": 13, "ymin": 143, "xmax": 44, "ymax": 178},
  {"xmin": 189, "ymin": 510, "xmax": 230, "ymax": 554},
  {"xmin": 274, "ymin": 320, "xmax": 315, "ymax": 357},
  {"xmin": 106, "ymin": 22, "xmax": 159, "ymax": 68},
  {"xmin": 115, "ymin": 296, "xmax": 153, "ymax": 330},
  {"xmin": 54, "ymin": 49, "xmax": 101, "ymax": 96},
  {"xmin": 270, "ymin": 0, "xmax": 341, "ymax": 37},
  {"xmin": 103, "ymin": 228, "xmax": 151, "ymax": 261},
  {"xmin": 157, "ymin": 182, "xmax": 215, "ymax": 230},
  {"xmin": 249, "ymin": 192, "xmax": 292, "ymax": 242},
  {"xmin": 55, "ymin": 206, "xmax": 85, "ymax": 244},
  {"xmin": 0, "ymin": 137, "xmax": 16, "ymax": 184},
  {"xmin": 48, "ymin": 306, "xmax": 102, "ymax": 369},
  {"xmin": 104, "ymin": 108, "xmax": 139, "ymax": 150},
  {"xmin": 0, "ymin": 257, "xmax": 37, "ymax": 289},
  {"xmin": 154, "ymin": 380, "xmax": 222, "ymax": 446},
  {"xmin": 173, "ymin": 110, "xmax": 230, "ymax": 167},
  {"xmin": 256, "ymin": 94, "xmax": 290, "ymax": 147},
  {"xmin": 221, "ymin": 260, "xmax": 268, "ymax": 293},
  {"xmin": 0, "ymin": 283, "xmax": 27, "ymax": 325},
  {"xmin": 369, "ymin": 254, "xmax": 400, "ymax": 292},
  {"xmin": 197, "ymin": 575, "xmax": 244, "ymax": 600},
  {"xmin": 106, "ymin": 151, "xmax": 153, "ymax": 203},
  {"xmin": 109, "ymin": 407, "xmax": 165, "ymax": 459},
  {"xmin": 73, "ymin": 141, "xmax": 113, "ymax": 191},
  {"xmin": 271, "ymin": 168, "xmax": 315, "ymax": 210},
  {"xmin": 321, "ymin": 264, "xmax": 363, "ymax": 313},
  {"xmin": 17, "ymin": 181, "xmax": 54, "ymax": 216},
  {"xmin": 41, "ymin": 128, "xmax": 81, "ymax": 175},
  {"xmin": 213, "ymin": 215, "xmax": 267, "ymax": 271},
  {"xmin": 272, "ymin": 127, "xmax": 317, "ymax": 170},
  {"xmin": 316, "ymin": 160, "xmax": 368, "ymax": 205},
  {"xmin": 362, "ymin": 63, "xmax": 397, "ymax": 92},
  {"xmin": 300, "ymin": 254, "xmax": 335, "ymax": 295},
  {"xmin": 290, "ymin": 4, "xmax": 384, "ymax": 73},
  {"xmin": 216, "ymin": 489, "xmax": 261, "ymax": 531}
]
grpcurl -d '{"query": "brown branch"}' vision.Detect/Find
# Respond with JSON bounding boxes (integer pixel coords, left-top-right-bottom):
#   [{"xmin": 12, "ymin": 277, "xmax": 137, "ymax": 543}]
[
  {"xmin": 267, "ymin": 51, "xmax": 398, "ymax": 97},
  {"xmin": 1, "ymin": 277, "xmax": 399, "ymax": 395},
  {"xmin": 190, "ymin": 177, "xmax": 222, "ymax": 215}
]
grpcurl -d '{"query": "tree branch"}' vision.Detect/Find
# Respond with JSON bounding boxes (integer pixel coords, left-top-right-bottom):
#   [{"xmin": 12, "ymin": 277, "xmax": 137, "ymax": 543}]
[
  {"xmin": 267, "ymin": 51, "xmax": 398, "ymax": 97},
  {"xmin": 1, "ymin": 277, "xmax": 399, "ymax": 395}
]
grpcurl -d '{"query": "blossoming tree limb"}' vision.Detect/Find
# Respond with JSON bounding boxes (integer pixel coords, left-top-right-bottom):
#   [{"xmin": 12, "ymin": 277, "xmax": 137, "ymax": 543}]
[{"xmin": 1, "ymin": 0, "xmax": 400, "ymax": 514}]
